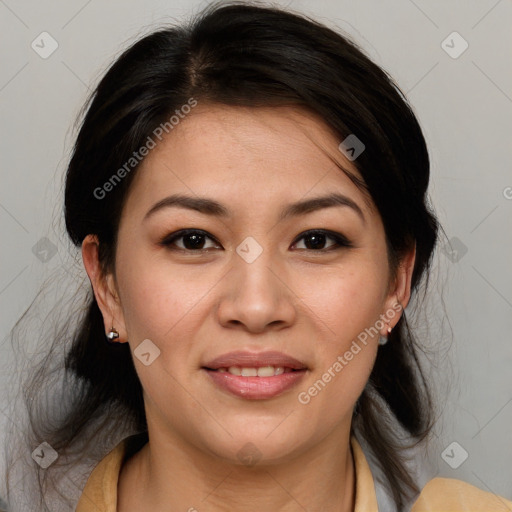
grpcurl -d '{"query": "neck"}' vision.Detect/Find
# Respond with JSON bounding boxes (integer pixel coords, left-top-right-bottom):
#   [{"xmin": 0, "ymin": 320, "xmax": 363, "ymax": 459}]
[{"xmin": 119, "ymin": 426, "xmax": 356, "ymax": 512}]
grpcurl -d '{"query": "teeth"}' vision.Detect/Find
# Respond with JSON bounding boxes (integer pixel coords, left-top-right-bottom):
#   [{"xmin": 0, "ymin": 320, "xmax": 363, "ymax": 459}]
[
  {"xmin": 223, "ymin": 366, "xmax": 289, "ymax": 376},
  {"xmin": 257, "ymin": 366, "xmax": 275, "ymax": 377}
]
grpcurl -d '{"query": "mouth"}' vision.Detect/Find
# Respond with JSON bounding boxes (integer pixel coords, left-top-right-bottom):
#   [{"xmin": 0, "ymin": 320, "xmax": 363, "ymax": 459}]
[
  {"xmin": 202, "ymin": 350, "xmax": 308, "ymax": 371},
  {"xmin": 204, "ymin": 365, "xmax": 303, "ymax": 377},
  {"xmin": 202, "ymin": 351, "xmax": 308, "ymax": 400}
]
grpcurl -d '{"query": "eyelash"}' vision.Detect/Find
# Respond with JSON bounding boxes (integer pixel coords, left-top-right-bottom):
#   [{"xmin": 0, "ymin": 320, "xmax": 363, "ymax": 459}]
[{"xmin": 159, "ymin": 229, "xmax": 353, "ymax": 253}]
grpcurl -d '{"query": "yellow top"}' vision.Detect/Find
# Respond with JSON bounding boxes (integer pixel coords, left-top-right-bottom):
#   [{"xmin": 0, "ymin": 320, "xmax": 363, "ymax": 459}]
[{"xmin": 76, "ymin": 433, "xmax": 512, "ymax": 512}]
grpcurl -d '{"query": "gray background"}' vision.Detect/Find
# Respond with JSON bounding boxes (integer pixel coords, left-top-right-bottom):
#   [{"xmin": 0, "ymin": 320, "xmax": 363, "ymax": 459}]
[{"xmin": 1, "ymin": 0, "xmax": 511, "ymax": 506}]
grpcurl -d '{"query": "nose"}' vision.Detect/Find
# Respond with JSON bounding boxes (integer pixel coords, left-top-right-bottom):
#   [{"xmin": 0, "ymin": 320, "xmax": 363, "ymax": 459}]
[{"xmin": 216, "ymin": 246, "xmax": 297, "ymax": 334}]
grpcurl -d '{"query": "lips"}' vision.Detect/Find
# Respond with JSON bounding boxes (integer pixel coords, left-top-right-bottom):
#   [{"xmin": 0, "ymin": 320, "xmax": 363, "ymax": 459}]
[
  {"xmin": 202, "ymin": 351, "xmax": 308, "ymax": 400},
  {"xmin": 203, "ymin": 350, "xmax": 308, "ymax": 371}
]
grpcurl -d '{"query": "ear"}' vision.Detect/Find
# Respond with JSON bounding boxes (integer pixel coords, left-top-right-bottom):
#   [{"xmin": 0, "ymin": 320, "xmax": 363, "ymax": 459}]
[
  {"xmin": 81, "ymin": 234, "xmax": 128, "ymax": 343},
  {"xmin": 380, "ymin": 244, "xmax": 416, "ymax": 336}
]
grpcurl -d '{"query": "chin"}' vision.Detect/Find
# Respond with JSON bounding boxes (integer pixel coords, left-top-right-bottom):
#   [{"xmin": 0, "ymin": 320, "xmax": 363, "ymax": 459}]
[{"xmin": 194, "ymin": 424, "xmax": 310, "ymax": 467}]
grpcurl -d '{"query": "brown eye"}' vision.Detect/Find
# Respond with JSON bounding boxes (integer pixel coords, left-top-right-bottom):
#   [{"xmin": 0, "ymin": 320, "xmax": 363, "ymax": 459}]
[
  {"xmin": 160, "ymin": 229, "xmax": 220, "ymax": 251},
  {"xmin": 160, "ymin": 228, "xmax": 352, "ymax": 253},
  {"xmin": 292, "ymin": 230, "xmax": 352, "ymax": 251}
]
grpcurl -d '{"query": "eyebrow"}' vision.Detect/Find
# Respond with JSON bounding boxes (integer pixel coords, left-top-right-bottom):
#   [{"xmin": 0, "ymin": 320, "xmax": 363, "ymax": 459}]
[{"xmin": 144, "ymin": 192, "xmax": 365, "ymax": 223}]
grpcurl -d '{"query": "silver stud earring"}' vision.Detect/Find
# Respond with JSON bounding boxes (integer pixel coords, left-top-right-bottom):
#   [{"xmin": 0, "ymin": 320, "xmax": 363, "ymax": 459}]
[
  {"xmin": 107, "ymin": 326, "xmax": 119, "ymax": 341},
  {"xmin": 378, "ymin": 325, "xmax": 392, "ymax": 346}
]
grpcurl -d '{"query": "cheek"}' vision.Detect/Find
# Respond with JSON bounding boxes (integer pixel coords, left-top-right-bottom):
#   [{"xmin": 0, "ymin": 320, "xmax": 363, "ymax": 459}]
[
  {"xmin": 114, "ymin": 248, "xmax": 203, "ymax": 344},
  {"xmin": 114, "ymin": 252, "xmax": 207, "ymax": 403},
  {"xmin": 298, "ymin": 261, "xmax": 388, "ymax": 342},
  {"xmin": 293, "ymin": 263, "xmax": 385, "ymax": 409}
]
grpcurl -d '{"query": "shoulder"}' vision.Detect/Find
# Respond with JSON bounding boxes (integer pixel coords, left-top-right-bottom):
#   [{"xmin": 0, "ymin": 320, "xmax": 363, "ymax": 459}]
[
  {"xmin": 411, "ymin": 476, "xmax": 512, "ymax": 512},
  {"xmin": 76, "ymin": 440, "xmax": 126, "ymax": 512},
  {"xmin": 76, "ymin": 432, "xmax": 148, "ymax": 512}
]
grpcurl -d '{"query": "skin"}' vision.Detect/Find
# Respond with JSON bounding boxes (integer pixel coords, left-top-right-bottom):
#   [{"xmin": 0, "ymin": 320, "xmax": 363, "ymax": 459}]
[{"xmin": 82, "ymin": 103, "xmax": 415, "ymax": 512}]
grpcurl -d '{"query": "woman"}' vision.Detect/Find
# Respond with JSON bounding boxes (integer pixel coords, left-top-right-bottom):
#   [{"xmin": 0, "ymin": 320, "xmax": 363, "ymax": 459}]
[{"xmin": 3, "ymin": 2, "xmax": 511, "ymax": 511}]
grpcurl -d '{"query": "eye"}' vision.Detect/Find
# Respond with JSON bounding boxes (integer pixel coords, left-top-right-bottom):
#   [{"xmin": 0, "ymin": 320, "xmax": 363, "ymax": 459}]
[
  {"xmin": 160, "ymin": 228, "xmax": 352, "ymax": 253},
  {"xmin": 160, "ymin": 229, "xmax": 220, "ymax": 251},
  {"xmin": 292, "ymin": 229, "xmax": 352, "ymax": 251}
]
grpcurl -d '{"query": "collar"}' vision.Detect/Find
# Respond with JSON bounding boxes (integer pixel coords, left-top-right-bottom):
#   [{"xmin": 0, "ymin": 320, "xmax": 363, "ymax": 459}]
[{"xmin": 77, "ymin": 433, "xmax": 378, "ymax": 511}]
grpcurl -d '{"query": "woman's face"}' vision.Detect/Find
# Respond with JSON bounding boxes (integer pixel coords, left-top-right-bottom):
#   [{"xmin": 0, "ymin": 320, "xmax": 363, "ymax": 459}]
[{"xmin": 88, "ymin": 104, "xmax": 413, "ymax": 464}]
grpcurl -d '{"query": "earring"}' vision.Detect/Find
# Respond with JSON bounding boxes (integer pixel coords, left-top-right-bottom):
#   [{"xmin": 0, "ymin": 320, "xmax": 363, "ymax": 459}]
[
  {"xmin": 378, "ymin": 324, "xmax": 392, "ymax": 346},
  {"xmin": 107, "ymin": 326, "xmax": 119, "ymax": 342}
]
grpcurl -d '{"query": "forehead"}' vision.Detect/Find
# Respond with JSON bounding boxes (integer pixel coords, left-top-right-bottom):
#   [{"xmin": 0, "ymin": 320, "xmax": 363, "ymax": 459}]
[{"xmin": 124, "ymin": 103, "xmax": 373, "ymax": 218}]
